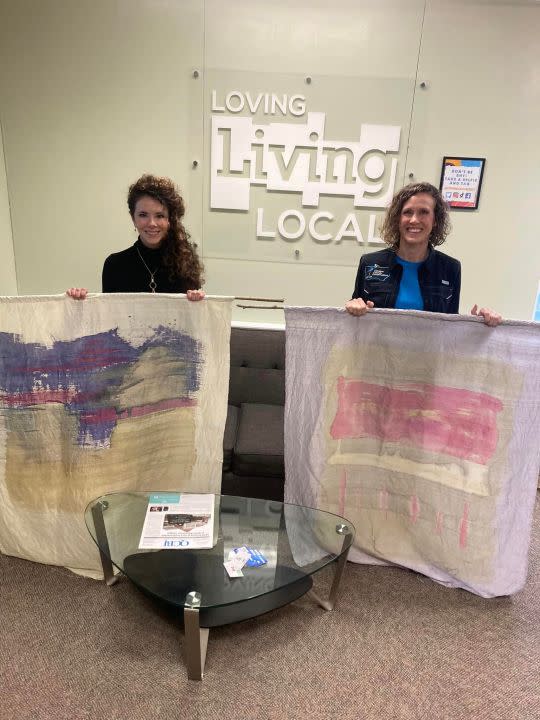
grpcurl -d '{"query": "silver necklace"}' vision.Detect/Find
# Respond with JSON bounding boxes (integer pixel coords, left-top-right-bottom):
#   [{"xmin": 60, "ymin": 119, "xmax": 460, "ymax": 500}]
[{"xmin": 136, "ymin": 246, "xmax": 158, "ymax": 292}]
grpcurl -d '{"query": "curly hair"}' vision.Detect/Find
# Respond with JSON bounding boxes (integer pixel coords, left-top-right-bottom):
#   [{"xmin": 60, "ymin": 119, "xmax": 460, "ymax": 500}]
[
  {"xmin": 127, "ymin": 174, "xmax": 204, "ymax": 288},
  {"xmin": 380, "ymin": 182, "xmax": 451, "ymax": 250}
]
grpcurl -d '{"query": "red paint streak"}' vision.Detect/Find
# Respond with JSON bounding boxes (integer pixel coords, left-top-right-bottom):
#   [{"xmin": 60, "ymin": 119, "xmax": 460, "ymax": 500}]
[
  {"xmin": 2, "ymin": 388, "xmax": 80, "ymax": 406},
  {"xmin": 379, "ymin": 489, "xmax": 389, "ymax": 511},
  {"xmin": 459, "ymin": 503, "xmax": 469, "ymax": 549},
  {"xmin": 121, "ymin": 397, "xmax": 195, "ymax": 418},
  {"xmin": 79, "ymin": 406, "xmax": 118, "ymax": 424},
  {"xmin": 1, "ymin": 392, "xmax": 195, "ymax": 417},
  {"xmin": 409, "ymin": 495, "xmax": 420, "ymax": 523},
  {"xmin": 338, "ymin": 469, "xmax": 347, "ymax": 516},
  {"xmin": 435, "ymin": 511, "xmax": 444, "ymax": 535},
  {"xmin": 330, "ymin": 377, "xmax": 502, "ymax": 465},
  {"xmin": 79, "ymin": 397, "xmax": 195, "ymax": 425}
]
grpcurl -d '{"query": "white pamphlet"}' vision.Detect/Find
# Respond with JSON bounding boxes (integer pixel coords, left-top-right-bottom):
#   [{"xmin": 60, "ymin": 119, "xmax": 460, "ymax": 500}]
[{"xmin": 138, "ymin": 493, "xmax": 215, "ymax": 550}]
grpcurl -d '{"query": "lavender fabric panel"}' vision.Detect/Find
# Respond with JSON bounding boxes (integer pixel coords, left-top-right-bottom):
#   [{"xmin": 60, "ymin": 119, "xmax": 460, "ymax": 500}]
[{"xmin": 284, "ymin": 307, "xmax": 540, "ymax": 597}]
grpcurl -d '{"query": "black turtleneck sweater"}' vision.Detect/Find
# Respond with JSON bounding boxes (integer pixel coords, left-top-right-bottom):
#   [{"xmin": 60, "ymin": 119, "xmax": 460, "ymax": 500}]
[{"xmin": 102, "ymin": 239, "xmax": 192, "ymax": 293}]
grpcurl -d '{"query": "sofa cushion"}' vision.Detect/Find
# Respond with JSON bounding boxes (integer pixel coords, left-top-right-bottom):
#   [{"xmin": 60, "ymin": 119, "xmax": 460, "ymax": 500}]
[
  {"xmin": 228, "ymin": 327, "xmax": 285, "ymax": 407},
  {"xmin": 230, "ymin": 327, "xmax": 285, "ymax": 369},
  {"xmin": 223, "ymin": 405, "xmax": 239, "ymax": 473},
  {"xmin": 229, "ymin": 367, "xmax": 285, "ymax": 406},
  {"xmin": 221, "ymin": 471, "xmax": 284, "ymax": 502},
  {"xmin": 233, "ymin": 403, "xmax": 284, "ymax": 478}
]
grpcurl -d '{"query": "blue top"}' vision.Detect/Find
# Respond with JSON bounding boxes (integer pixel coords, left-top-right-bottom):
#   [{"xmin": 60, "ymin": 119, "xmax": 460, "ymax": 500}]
[
  {"xmin": 395, "ymin": 257, "xmax": 424, "ymax": 310},
  {"xmin": 352, "ymin": 247, "xmax": 461, "ymax": 314}
]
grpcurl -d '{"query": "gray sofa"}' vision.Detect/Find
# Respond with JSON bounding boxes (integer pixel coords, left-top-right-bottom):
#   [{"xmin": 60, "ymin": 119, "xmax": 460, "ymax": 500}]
[{"xmin": 221, "ymin": 325, "xmax": 285, "ymax": 502}]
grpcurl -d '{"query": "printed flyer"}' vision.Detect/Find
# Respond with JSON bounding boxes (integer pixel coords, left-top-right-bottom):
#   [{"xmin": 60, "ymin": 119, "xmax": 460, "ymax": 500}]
[{"xmin": 138, "ymin": 493, "xmax": 215, "ymax": 549}]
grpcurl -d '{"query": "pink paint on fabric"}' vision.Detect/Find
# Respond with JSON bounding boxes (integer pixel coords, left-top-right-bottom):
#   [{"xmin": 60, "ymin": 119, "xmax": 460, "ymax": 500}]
[
  {"xmin": 409, "ymin": 495, "xmax": 420, "ymax": 523},
  {"xmin": 330, "ymin": 377, "xmax": 502, "ymax": 465},
  {"xmin": 459, "ymin": 503, "xmax": 469, "ymax": 548},
  {"xmin": 338, "ymin": 469, "xmax": 347, "ymax": 517}
]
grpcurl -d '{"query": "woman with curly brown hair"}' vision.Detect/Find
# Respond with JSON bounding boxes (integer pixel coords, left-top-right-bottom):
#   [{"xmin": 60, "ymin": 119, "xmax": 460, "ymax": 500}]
[
  {"xmin": 68, "ymin": 174, "xmax": 204, "ymax": 300},
  {"xmin": 345, "ymin": 182, "xmax": 501, "ymax": 326}
]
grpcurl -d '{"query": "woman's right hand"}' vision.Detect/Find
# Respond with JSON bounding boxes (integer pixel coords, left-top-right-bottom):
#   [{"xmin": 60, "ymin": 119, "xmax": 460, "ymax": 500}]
[
  {"xmin": 345, "ymin": 298, "xmax": 374, "ymax": 316},
  {"xmin": 186, "ymin": 289, "xmax": 205, "ymax": 302},
  {"xmin": 66, "ymin": 288, "xmax": 88, "ymax": 300}
]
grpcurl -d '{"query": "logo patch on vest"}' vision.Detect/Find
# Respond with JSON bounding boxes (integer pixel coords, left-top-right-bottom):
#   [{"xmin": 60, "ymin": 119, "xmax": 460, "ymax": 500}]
[{"xmin": 365, "ymin": 264, "xmax": 390, "ymax": 282}]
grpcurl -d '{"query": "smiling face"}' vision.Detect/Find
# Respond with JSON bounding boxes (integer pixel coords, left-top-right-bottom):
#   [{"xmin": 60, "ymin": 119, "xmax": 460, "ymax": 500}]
[
  {"xmin": 132, "ymin": 195, "xmax": 170, "ymax": 249},
  {"xmin": 398, "ymin": 192, "xmax": 435, "ymax": 260}
]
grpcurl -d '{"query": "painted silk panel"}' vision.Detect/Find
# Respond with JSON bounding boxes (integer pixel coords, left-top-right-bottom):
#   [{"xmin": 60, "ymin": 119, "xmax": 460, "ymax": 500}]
[
  {"xmin": 0, "ymin": 294, "xmax": 232, "ymax": 574},
  {"xmin": 284, "ymin": 307, "xmax": 540, "ymax": 597}
]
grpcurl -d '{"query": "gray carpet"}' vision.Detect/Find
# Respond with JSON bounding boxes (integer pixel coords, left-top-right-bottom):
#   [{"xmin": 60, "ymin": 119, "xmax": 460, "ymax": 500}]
[{"xmin": 1, "ymin": 495, "xmax": 539, "ymax": 720}]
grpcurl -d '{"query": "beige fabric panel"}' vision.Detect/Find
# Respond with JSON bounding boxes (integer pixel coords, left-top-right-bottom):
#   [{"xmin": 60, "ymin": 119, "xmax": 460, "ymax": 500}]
[{"xmin": 0, "ymin": 294, "xmax": 232, "ymax": 574}]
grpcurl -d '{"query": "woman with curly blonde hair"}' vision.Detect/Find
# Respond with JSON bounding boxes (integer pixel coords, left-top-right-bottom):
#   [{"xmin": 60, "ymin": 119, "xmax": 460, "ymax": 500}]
[
  {"xmin": 68, "ymin": 174, "xmax": 204, "ymax": 300},
  {"xmin": 345, "ymin": 182, "xmax": 501, "ymax": 326}
]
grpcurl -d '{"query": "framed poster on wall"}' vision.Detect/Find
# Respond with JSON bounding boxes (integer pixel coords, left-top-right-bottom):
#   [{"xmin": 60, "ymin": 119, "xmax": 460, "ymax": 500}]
[{"xmin": 439, "ymin": 157, "xmax": 485, "ymax": 210}]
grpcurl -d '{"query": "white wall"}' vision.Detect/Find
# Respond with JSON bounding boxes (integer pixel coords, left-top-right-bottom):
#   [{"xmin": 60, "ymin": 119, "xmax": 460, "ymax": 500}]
[
  {"xmin": 0, "ymin": 0, "xmax": 203, "ymax": 293},
  {"xmin": 0, "ymin": 0, "xmax": 538, "ymax": 321},
  {"xmin": 0, "ymin": 123, "xmax": 17, "ymax": 295},
  {"xmin": 409, "ymin": 0, "xmax": 540, "ymax": 320}
]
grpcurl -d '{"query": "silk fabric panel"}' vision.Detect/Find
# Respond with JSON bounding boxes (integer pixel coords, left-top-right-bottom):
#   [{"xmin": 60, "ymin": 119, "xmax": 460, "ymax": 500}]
[
  {"xmin": 284, "ymin": 307, "xmax": 540, "ymax": 597},
  {"xmin": 0, "ymin": 294, "xmax": 232, "ymax": 575}
]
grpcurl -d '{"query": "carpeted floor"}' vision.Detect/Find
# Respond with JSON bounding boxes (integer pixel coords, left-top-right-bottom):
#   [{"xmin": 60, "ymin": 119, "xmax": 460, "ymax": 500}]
[{"xmin": 1, "ymin": 494, "xmax": 539, "ymax": 720}]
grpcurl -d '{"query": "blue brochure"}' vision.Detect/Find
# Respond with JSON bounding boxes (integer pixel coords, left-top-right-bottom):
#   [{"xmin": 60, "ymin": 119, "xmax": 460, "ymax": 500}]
[{"xmin": 233, "ymin": 547, "xmax": 268, "ymax": 567}]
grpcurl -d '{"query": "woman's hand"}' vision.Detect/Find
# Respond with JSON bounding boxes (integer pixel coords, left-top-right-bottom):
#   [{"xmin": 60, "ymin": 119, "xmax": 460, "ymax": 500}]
[
  {"xmin": 471, "ymin": 304, "xmax": 502, "ymax": 327},
  {"xmin": 187, "ymin": 289, "xmax": 205, "ymax": 302},
  {"xmin": 345, "ymin": 298, "xmax": 374, "ymax": 316},
  {"xmin": 66, "ymin": 288, "xmax": 88, "ymax": 300}
]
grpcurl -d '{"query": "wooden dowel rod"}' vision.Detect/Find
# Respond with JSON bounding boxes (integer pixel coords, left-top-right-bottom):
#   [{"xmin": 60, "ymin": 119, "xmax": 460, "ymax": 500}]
[
  {"xmin": 234, "ymin": 296, "xmax": 284, "ymax": 303},
  {"xmin": 237, "ymin": 304, "xmax": 284, "ymax": 310}
]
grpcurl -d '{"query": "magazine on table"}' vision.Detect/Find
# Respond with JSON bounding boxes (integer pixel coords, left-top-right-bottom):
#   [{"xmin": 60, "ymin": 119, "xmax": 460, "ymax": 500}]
[{"xmin": 138, "ymin": 493, "xmax": 215, "ymax": 549}]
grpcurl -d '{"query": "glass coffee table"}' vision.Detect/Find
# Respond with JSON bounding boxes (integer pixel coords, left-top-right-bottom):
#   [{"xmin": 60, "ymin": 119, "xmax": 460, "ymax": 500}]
[{"xmin": 85, "ymin": 492, "xmax": 354, "ymax": 680}]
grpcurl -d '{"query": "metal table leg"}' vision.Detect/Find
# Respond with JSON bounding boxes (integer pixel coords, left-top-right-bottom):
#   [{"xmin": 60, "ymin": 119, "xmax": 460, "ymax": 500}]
[
  {"xmin": 184, "ymin": 591, "xmax": 209, "ymax": 681},
  {"xmin": 91, "ymin": 500, "xmax": 118, "ymax": 586},
  {"xmin": 309, "ymin": 525, "xmax": 352, "ymax": 611}
]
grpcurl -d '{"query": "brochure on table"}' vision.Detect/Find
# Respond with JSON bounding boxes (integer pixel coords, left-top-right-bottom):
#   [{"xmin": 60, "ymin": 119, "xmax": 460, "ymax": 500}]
[{"xmin": 139, "ymin": 493, "xmax": 215, "ymax": 549}]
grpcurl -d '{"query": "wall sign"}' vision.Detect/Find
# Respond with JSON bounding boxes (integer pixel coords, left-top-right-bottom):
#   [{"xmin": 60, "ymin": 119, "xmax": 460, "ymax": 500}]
[
  {"xmin": 210, "ymin": 88, "xmax": 402, "ymax": 246},
  {"xmin": 200, "ymin": 71, "xmax": 413, "ymax": 264},
  {"xmin": 439, "ymin": 156, "xmax": 486, "ymax": 210}
]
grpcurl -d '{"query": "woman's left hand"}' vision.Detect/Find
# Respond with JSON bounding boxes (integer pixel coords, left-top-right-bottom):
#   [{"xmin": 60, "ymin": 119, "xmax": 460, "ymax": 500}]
[
  {"xmin": 187, "ymin": 289, "xmax": 205, "ymax": 302},
  {"xmin": 471, "ymin": 304, "xmax": 503, "ymax": 327},
  {"xmin": 66, "ymin": 288, "xmax": 88, "ymax": 300}
]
